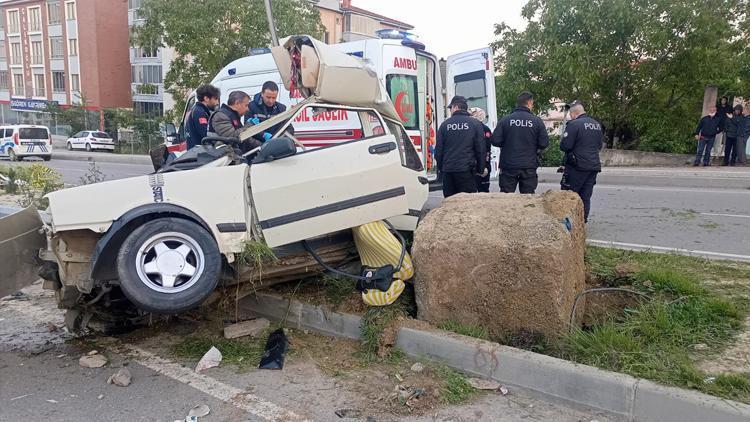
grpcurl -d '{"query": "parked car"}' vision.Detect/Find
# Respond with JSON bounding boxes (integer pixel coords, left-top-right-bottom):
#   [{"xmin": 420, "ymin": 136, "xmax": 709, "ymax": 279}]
[
  {"xmin": 0, "ymin": 35, "xmax": 429, "ymax": 331},
  {"xmin": 66, "ymin": 131, "xmax": 115, "ymax": 152},
  {"xmin": 0, "ymin": 125, "xmax": 52, "ymax": 161}
]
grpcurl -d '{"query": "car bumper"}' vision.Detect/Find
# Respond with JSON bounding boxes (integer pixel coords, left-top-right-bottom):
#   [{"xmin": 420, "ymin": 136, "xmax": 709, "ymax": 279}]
[{"xmin": 90, "ymin": 143, "xmax": 115, "ymax": 150}]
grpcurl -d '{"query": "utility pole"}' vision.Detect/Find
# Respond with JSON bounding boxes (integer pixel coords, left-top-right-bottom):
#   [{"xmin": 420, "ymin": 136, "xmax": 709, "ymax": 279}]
[{"xmin": 263, "ymin": 0, "xmax": 279, "ymax": 47}]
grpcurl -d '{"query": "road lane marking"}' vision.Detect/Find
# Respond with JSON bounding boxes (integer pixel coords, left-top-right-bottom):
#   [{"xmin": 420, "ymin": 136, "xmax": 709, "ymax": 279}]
[
  {"xmin": 125, "ymin": 345, "xmax": 309, "ymax": 422},
  {"xmin": 587, "ymin": 239, "xmax": 750, "ymax": 262},
  {"xmin": 701, "ymin": 212, "xmax": 750, "ymax": 219}
]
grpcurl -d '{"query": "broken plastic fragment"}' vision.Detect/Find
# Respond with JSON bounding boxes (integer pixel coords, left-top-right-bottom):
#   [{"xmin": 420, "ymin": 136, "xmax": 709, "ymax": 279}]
[
  {"xmin": 187, "ymin": 404, "xmax": 210, "ymax": 418},
  {"xmin": 195, "ymin": 347, "xmax": 222, "ymax": 372}
]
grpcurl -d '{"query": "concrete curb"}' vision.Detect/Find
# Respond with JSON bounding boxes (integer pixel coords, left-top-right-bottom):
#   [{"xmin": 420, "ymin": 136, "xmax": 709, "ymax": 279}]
[
  {"xmin": 239, "ymin": 292, "xmax": 750, "ymax": 422},
  {"xmin": 51, "ymin": 151, "xmax": 152, "ymax": 165}
]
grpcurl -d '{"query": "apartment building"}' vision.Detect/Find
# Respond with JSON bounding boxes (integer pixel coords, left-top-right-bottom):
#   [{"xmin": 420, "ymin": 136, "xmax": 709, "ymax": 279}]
[{"xmin": 0, "ymin": 0, "xmax": 130, "ymax": 127}]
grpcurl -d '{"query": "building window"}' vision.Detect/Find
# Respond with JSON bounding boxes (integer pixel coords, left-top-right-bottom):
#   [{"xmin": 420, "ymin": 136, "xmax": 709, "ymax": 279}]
[
  {"xmin": 65, "ymin": 1, "xmax": 76, "ymax": 21},
  {"xmin": 0, "ymin": 43, "xmax": 5, "ymax": 60},
  {"xmin": 134, "ymin": 101, "xmax": 163, "ymax": 117},
  {"xmin": 10, "ymin": 42, "xmax": 22, "ymax": 65},
  {"xmin": 52, "ymin": 71, "xmax": 65, "ymax": 92},
  {"xmin": 31, "ymin": 41, "xmax": 44, "ymax": 65},
  {"xmin": 0, "ymin": 72, "xmax": 8, "ymax": 90},
  {"xmin": 132, "ymin": 64, "xmax": 163, "ymax": 84},
  {"xmin": 50, "ymin": 37, "xmax": 64, "ymax": 58},
  {"xmin": 7, "ymin": 10, "xmax": 20, "ymax": 34},
  {"xmin": 68, "ymin": 39, "xmax": 78, "ymax": 56},
  {"xmin": 34, "ymin": 74, "xmax": 45, "ymax": 97},
  {"xmin": 48, "ymin": 2, "xmax": 61, "ymax": 25},
  {"xmin": 13, "ymin": 73, "xmax": 24, "ymax": 97},
  {"xmin": 71, "ymin": 73, "xmax": 79, "ymax": 92},
  {"xmin": 28, "ymin": 7, "xmax": 42, "ymax": 32},
  {"xmin": 128, "ymin": 0, "xmax": 145, "ymax": 19}
]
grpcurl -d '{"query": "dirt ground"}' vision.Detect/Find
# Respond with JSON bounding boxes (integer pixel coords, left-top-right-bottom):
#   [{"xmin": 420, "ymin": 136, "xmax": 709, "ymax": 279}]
[
  {"xmin": 699, "ymin": 276, "xmax": 750, "ymax": 375},
  {"xmin": 0, "ymin": 192, "xmax": 22, "ymax": 207}
]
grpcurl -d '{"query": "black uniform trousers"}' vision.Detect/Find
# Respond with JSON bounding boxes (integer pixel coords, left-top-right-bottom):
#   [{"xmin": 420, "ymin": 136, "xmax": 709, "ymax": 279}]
[
  {"xmin": 561, "ymin": 166, "xmax": 598, "ymax": 222},
  {"xmin": 475, "ymin": 173, "xmax": 490, "ymax": 193},
  {"xmin": 499, "ymin": 168, "xmax": 538, "ymax": 194},
  {"xmin": 442, "ymin": 170, "xmax": 477, "ymax": 198}
]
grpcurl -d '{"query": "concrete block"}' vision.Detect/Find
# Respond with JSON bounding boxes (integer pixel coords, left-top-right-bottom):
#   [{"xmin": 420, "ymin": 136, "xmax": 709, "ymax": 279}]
[
  {"xmin": 223, "ymin": 318, "xmax": 270, "ymax": 339},
  {"xmin": 238, "ymin": 292, "xmax": 362, "ymax": 340},
  {"xmin": 396, "ymin": 327, "xmax": 636, "ymax": 418},
  {"xmin": 633, "ymin": 379, "xmax": 750, "ymax": 422}
]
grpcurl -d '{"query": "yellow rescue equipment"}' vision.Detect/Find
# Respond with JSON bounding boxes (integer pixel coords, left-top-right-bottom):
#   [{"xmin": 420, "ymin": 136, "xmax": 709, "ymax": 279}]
[{"xmin": 352, "ymin": 221, "xmax": 414, "ymax": 306}]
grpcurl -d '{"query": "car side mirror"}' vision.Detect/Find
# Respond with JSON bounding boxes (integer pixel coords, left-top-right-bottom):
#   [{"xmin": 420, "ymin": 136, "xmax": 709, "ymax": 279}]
[
  {"xmin": 164, "ymin": 123, "xmax": 177, "ymax": 137},
  {"xmin": 252, "ymin": 137, "xmax": 297, "ymax": 164}
]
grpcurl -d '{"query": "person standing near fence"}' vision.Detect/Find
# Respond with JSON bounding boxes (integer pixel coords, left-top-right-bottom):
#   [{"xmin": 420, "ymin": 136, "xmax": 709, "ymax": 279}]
[{"xmin": 722, "ymin": 105, "xmax": 745, "ymax": 166}]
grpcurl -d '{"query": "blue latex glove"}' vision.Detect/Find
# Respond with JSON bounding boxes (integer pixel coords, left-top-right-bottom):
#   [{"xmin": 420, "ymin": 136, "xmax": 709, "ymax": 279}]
[
  {"xmin": 263, "ymin": 132, "xmax": 272, "ymax": 141},
  {"xmin": 248, "ymin": 117, "xmax": 260, "ymax": 125}
]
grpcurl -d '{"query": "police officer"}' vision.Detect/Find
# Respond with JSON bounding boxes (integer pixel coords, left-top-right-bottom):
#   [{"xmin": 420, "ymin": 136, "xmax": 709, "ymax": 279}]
[
  {"xmin": 246, "ymin": 81, "xmax": 290, "ymax": 143},
  {"xmin": 186, "ymin": 84, "xmax": 220, "ymax": 149},
  {"xmin": 492, "ymin": 91, "xmax": 549, "ymax": 194},
  {"xmin": 435, "ymin": 96, "xmax": 486, "ymax": 198},
  {"xmin": 208, "ymin": 90, "xmax": 262, "ymax": 152},
  {"xmin": 559, "ymin": 101, "xmax": 603, "ymax": 223}
]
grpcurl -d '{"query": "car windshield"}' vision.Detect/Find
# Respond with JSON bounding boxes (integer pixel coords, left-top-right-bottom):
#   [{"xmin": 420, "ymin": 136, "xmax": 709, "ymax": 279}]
[
  {"xmin": 91, "ymin": 132, "xmax": 110, "ymax": 138},
  {"xmin": 19, "ymin": 128, "xmax": 49, "ymax": 139}
]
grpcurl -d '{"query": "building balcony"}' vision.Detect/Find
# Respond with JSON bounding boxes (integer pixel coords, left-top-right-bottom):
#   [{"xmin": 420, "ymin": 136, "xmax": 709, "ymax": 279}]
[{"xmin": 131, "ymin": 83, "xmax": 163, "ymax": 100}]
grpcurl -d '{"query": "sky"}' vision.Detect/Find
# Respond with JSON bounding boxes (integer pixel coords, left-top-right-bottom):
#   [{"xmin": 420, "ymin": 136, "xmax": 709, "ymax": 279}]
[{"xmin": 353, "ymin": 0, "xmax": 528, "ymax": 59}]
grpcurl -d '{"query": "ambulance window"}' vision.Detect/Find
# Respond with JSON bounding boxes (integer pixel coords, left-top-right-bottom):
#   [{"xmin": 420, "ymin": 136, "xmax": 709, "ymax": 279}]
[
  {"xmin": 386, "ymin": 74, "xmax": 419, "ymax": 131},
  {"xmin": 386, "ymin": 119, "xmax": 423, "ymax": 172},
  {"xmin": 454, "ymin": 71, "xmax": 488, "ymax": 123}
]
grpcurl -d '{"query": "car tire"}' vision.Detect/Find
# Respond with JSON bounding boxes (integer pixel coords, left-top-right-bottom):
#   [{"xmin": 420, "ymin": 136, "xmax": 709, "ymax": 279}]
[
  {"xmin": 116, "ymin": 217, "xmax": 221, "ymax": 314},
  {"xmin": 85, "ymin": 143, "xmax": 92, "ymax": 152},
  {"xmin": 67, "ymin": 142, "xmax": 72, "ymax": 151},
  {"xmin": 42, "ymin": 155, "xmax": 51, "ymax": 161}
]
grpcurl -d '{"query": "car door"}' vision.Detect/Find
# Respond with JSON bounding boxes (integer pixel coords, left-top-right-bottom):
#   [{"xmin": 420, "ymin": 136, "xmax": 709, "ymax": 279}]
[
  {"xmin": 446, "ymin": 47, "xmax": 499, "ymax": 176},
  {"xmin": 384, "ymin": 118, "xmax": 428, "ymax": 231},
  {"xmin": 70, "ymin": 131, "xmax": 82, "ymax": 149},
  {"xmin": 249, "ymin": 104, "xmax": 409, "ymax": 248},
  {"xmin": 0, "ymin": 129, "xmax": 9, "ymax": 157}
]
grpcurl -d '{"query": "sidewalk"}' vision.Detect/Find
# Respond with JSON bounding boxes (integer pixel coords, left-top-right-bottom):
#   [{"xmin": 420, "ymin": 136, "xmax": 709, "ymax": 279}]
[{"xmin": 51, "ymin": 150, "xmax": 152, "ymax": 165}]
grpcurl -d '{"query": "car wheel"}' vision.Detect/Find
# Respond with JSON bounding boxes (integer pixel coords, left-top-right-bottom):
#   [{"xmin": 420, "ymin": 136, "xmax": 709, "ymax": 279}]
[
  {"xmin": 67, "ymin": 142, "xmax": 72, "ymax": 151},
  {"xmin": 85, "ymin": 143, "xmax": 92, "ymax": 152},
  {"xmin": 43, "ymin": 155, "xmax": 51, "ymax": 161},
  {"xmin": 8, "ymin": 149, "xmax": 19, "ymax": 162},
  {"xmin": 116, "ymin": 218, "xmax": 221, "ymax": 314}
]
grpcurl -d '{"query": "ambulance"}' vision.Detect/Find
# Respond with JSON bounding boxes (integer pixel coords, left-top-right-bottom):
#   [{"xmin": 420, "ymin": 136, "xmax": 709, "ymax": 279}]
[{"xmin": 177, "ymin": 31, "xmax": 498, "ymax": 178}]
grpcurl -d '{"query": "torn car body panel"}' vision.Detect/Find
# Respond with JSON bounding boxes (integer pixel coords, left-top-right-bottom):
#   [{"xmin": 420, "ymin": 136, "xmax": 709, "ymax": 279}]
[{"xmin": 0, "ymin": 206, "xmax": 46, "ymax": 298}]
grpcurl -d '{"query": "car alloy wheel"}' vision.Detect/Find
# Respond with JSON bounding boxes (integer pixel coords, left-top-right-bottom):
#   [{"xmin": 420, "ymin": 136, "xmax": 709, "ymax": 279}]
[
  {"xmin": 8, "ymin": 149, "xmax": 18, "ymax": 161},
  {"xmin": 67, "ymin": 142, "xmax": 72, "ymax": 151},
  {"xmin": 134, "ymin": 232, "xmax": 205, "ymax": 294},
  {"xmin": 86, "ymin": 143, "xmax": 92, "ymax": 152}
]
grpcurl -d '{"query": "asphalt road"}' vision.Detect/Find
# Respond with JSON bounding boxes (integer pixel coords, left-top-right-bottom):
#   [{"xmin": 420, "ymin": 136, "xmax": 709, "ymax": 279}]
[
  {"xmin": 3, "ymin": 156, "xmax": 749, "ymax": 259},
  {"xmin": 427, "ymin": 182, "xmax": 750, "ymax": 259}
]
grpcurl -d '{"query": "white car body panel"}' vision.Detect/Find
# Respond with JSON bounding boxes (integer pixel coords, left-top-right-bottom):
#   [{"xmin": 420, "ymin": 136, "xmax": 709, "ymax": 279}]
[{"xmin": 47, "ymin": 165, "xmax": 250, "ymax": 253}]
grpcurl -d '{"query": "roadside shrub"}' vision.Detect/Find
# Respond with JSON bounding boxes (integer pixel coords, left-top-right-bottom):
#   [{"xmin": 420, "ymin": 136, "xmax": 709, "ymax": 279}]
[
  {"xmin": 14, "ymin": 164, "xmax": 63, "ymax": 209},
  {"xmin": 540, "ymin": 135, "xmax": 564, "ymax": 167}
]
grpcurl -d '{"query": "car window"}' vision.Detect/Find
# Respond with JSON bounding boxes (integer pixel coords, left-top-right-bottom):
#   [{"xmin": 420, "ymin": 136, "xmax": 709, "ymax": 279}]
[
  {"xmin": 19, "ymin": 128, "xmax": 50, "ymax": 139},
  {"xmin": 360, "ymin": 111, "xmax": 386, "ymax": 138},
  {"xmin": 289, "ymin": 105, "xmax": 365, "ymax": 147},
  {"xmin": 92, "ymin": 132, "xmax": 109, "ymax": 138},
  {"xmin": 0, "ymin": 129, "xmax": 7, "ymax": 138},
  {"xmin": 385, "ymin": 119, "xmax": 423, "ymax": 172}
]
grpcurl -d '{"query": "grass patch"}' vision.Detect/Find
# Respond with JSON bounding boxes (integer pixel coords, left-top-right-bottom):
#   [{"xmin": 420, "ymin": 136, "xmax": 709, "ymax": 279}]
[
  {"xmin": 358, "ymin": 288, "xmax": 416, "ymax": 363},
  {"xmin": 238, "ymin": 240, "xmax": 278, "ymax": 268},
  {"xmin": 564, "ymin": 246, "xmax": 750, "ymax": 403},
  {"xmin": 320, "ymin": 274, "xmax": 356, "ymax": 307},
  {"xmin": 433, "ymin": 364, "xmax": 477, "ymax": 404},
  {"xmin": 170, "ymin": 332, "xmax": 270, "ymax": 371},
  {"xmin": 438, "ymin": 320, "xmax": 489, "ymax": 340}
]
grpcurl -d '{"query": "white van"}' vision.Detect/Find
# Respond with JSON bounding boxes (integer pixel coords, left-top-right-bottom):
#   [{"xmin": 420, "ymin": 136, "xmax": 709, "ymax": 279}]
[
  {"xmin": 178, "ymin": 33, "xmax": 497, "ymax": 178},
  {"xmin": 0, "ymin": 125, "xmax": 52, "ymax": 161}
]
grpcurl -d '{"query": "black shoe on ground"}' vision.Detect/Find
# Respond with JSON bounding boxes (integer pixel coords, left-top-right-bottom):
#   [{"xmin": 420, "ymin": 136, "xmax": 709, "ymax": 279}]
[
  {"xmin": 703, "ymin": 164, "xmax": 711, "ymax": 167},
  {"xmin": 693, "ymin": 163, "xmax": 700, "ymax": 167}
]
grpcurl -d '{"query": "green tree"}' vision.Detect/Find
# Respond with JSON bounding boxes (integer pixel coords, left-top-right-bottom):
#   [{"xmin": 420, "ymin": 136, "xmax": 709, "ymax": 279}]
[
  {"xmin": 133, "ymin": 0, "xmax": 324, "ymax": 117},
  {"xmin": 493, "ymin": 0, "xmax": 748, "ymax": 153}
]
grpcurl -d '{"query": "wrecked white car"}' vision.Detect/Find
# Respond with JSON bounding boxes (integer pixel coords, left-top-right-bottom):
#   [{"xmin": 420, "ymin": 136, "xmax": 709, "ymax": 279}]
[{"xmin": 0, "ymin": 36, "xmax": 428, "ymax": 330}]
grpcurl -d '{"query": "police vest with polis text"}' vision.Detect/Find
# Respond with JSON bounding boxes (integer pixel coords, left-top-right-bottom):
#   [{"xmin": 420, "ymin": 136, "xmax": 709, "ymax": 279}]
[
  {"xmin": 560, "ymin": 114, "xmax": 604, "ymax": 172},
  {"xmin": 494, "ymin": 107, "xmax": 549, "ymax": 170}
]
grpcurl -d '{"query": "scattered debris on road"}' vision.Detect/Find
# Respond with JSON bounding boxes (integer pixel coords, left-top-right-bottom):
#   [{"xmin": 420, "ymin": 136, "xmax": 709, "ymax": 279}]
[
  {"xmin": 335, "ymin": 408, "xmax": 363, "ymax": 418},
  {"xmin": 258, "ymin": 328, "xmax": 288, "ymax": 370},
  {"xmin": 195, "ymin": 346, "xmax": 222, "ymax": 372},
  {"xmin": 107, "ymin": 368, "xmax": 132, "ymax": 387},
  {"xmin": 187, "ymin": 404, "xmax": 210, "ymax": 419},
  {"xmin": 79, "ymin": 351, "xmax": 107, "ymax": 368},
  {"xmin": 97, "ymin": 394, "xmax": 104, "ymax": 400},
  {"xmin": 223, "ymin": 318, "xmax": 270, "ymax": 339},
  {"xmin": 410, "ymin": 362, "xmax": 424, "ymax": 373},
  {"xmin": 466, "ymin": 378, "xmax": 502, "ymax": 391}
]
